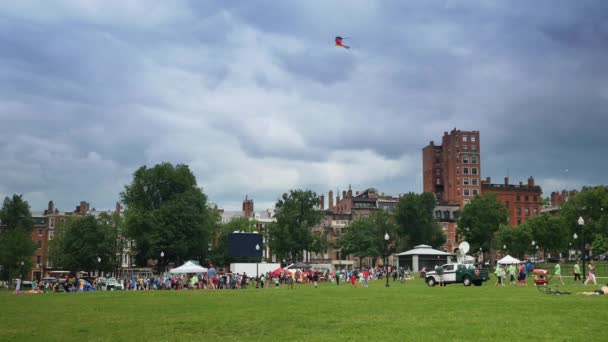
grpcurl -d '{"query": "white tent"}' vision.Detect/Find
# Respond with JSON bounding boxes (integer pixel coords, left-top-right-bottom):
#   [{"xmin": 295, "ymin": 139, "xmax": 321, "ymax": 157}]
[
  {"xmin": 497, "ymin": 255, "xmax": 521, "ymax": 265},
  {"xmin": 169, "ymin": 261, "xmax": 208, "ymax": 274}
]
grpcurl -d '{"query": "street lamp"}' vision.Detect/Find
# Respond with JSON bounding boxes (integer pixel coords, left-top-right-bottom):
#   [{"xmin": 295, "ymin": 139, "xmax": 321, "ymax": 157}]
[
  {"xmin": 578, "ymin": 216, "xmax": 585, "ymax": 284},
  {"xmin": 97, "ymin": 257, "xmax": 101, "ymax": 277},
  {"xmin": 160, "ymin": 251, "xmax": 165, "ymax": 274},
  {"xmin": 531, "ymin": 240, "xmax": 535, "ymax": 261},
  {"xmin": 384, "ymin": 232, "xmax": 390, "ymax": 288},
  {"xmin": 255, "ymin": 243, "xmax": 260, "ymax": 288}
]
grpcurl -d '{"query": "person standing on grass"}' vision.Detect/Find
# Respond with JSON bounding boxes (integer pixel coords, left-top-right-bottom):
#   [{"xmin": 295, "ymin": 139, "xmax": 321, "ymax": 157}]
[
  {"xmin": 363, "ymin": 269, "xmax": 370, "ymax": 288},
  {"xmin": 518, "ymin": 264, "xmax": 527, "ymax": 286},
  {"xmin": 584, "ymin": 261, "xmax": 597, "ymax": 286},
  {"xmin": 313, "ymin": 272, "xmax": 319, "ymax": 288},
  {"xmin": 335, "ymin": 269, "xmax": 341, "ymax": 286},
  {"xmin": 508, "ymin": 264, "xmax": 517, "ymax": 285},
  {"xmin": 207, "ymin": 264, "xmax": 217, "ymax": 290},
  {"xmin": 554, "ymin": 262, "xmax": 564, "ymax": 285},
  {"xmin": 573, "ymin": 260, "xmax": 581, "ymax": 283},
  {"xmin": 435, "ymin": 265, "xmax": 444, "ymax": 287}
]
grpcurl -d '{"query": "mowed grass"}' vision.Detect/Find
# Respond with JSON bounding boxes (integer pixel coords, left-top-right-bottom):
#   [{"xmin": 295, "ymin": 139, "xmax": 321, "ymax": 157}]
[{"xmin": 1, "ymin": 278, "xmax": 607, "ymax": 342}]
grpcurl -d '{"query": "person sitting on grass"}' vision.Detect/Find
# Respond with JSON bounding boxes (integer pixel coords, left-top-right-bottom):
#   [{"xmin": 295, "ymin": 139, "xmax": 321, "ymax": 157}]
[{"xmin": 577, "ymin": 284, "xmax": 608, "ymax": 296}]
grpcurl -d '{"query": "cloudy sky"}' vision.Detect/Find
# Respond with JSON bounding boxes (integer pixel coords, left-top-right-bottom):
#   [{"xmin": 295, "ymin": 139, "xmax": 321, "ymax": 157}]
[{"xmin": 1, "ymin": 0, "xmax": 607, "ymax": 212}]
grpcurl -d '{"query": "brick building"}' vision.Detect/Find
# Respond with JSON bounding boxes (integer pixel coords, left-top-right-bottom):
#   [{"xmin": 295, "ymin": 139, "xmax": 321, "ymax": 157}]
[
  {"xmin": 481, "ymin": 176, "xmax": 543, "ymax": 226},
  {"xmin": 423, "ymin": 128, "xmax": 481, "ymax": 207},
  {"xmin": 310, "ymin": 187, "xmax": 400, "ymax": 269},
  {"xmin": 434, "ymin": 205, "xmax": 460, "ymax": 253},
  {"xmin": 550, "ymin": 189, "xmax": 578, "ymax": 207},
  {"xmin": 28, "ymin": 200, "xmax": 125, "ymax": 281}
]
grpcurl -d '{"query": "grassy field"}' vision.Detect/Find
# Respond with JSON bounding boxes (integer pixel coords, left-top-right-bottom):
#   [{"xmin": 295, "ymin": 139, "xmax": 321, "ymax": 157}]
[{"xmin": 2, "ymin": 278, "xmax": 607, "ymax": 342}]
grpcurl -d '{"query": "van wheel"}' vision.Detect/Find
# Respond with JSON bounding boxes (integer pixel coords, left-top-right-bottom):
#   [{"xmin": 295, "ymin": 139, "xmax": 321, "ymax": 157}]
[
  {"xmin": 426, "ymin": 277, "xmax": 436, "ymax": 287},
  {"xmin": 463, "ymin": 276, "xmax": 472, "ymax": 286}
]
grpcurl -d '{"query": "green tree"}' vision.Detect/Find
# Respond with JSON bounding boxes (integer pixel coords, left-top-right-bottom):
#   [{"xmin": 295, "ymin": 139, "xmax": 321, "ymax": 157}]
[
  {"xmin": 495, "ymin": 224, "xmax": 533, "ymax": 259},
  {"xmin": 268, "ymin": 189, "xmax": 323, "ymax": 262},
  {"xmin": 339, "ymin": 210, "xmax": 397, "ymax": 267},
  {"xmin": 457, "ymin": 193, "xmax": 508, "ymax": 263},
  {"xmin": 591, "ymin": 234, "xmax": 608, "ymax": 255},
  {"xmin": 51, "ymin": 216, "xmax": 115, "ymax": 274},
  {"xmin": 524, "ymin": 213, "xmax": 569, "ymax": 255},
  {"xmin": 121, "ymin": 163, "xmax": 216, "ymax": 268},
  {"xmin": 558, "ymin": 186, "xmax": 608, "ymax": 253},
  {"xmin": 0, "ymin": 195, "xmax": 37, "ymax": 282},
  {"xmin": 395, "ymin": 192, "xmax": 445, "ymax": 250}
]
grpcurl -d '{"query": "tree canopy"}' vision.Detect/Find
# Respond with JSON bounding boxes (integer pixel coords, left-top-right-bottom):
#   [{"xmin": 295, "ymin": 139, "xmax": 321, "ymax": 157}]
[
  {"xmin": 267, "ymin": 189, "xmax": 323, "ymax": 262},
  {"xmin": 457, "ymin": 193, "xmax": 508, "ymax": 262},
  {"xmin": 0, "ymin": 194, "xmax": 37, "ymax": 282},
  {"xmin": 339, "ymin": 210, "xmax": 397, "ymax": 267},
  {"xmin": 394, "ymin": 192, "xmax": 445, "ymax": 250},
  {"xmin": 121, "ymin": 163, "xmax": 216, "ymax": 267}
]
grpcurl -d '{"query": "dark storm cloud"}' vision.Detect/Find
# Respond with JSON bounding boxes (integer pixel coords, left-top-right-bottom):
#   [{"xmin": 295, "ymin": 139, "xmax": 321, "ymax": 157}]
[{"xmin": 0, "ymin": 0, "xmax": 606, "ymax": 211}]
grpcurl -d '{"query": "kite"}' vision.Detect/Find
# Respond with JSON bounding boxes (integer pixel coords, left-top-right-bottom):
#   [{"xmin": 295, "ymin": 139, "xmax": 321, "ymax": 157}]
[{"xmin": 335, "ymin": 36, "xmax": 350, "ymax": 49}]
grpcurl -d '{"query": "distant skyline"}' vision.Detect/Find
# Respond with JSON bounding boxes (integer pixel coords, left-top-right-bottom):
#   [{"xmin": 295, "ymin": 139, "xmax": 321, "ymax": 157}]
[{"xmin": 1, "ymin": 1, "xmax": 607, "ymax": 212}]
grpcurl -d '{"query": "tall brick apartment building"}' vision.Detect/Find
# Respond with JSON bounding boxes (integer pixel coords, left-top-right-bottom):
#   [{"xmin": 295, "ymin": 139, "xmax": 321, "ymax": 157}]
[
  {"xmin": 423, "ymin": 129, "xmax": 481, "ymax": 251},
  {"xmin": 423, "ymin": 129, "xmax": 482, "ymax": 207},
  {"xmin": 481, "ymin": 176, "xmax": 543, "ymax": 226}
]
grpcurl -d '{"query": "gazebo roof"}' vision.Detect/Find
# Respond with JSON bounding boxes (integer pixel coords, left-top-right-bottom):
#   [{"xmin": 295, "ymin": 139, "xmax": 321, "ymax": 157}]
[{"xmin": 395, "ymin": 244, "xmax": 452, "ymax": 256}]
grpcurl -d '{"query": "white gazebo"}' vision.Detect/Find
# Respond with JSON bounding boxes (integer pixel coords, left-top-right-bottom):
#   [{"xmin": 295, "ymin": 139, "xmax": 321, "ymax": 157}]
[
  {"xmin": 169, "ymin": 261, "xmax": 208, "ymax": 274},
  {"xmin": 395, "ymin": 244, "xmax": 454, "ymax": 272},
  {"xmin": 497, "ymin": 255, "xmax": 521, "ymax": 265}
]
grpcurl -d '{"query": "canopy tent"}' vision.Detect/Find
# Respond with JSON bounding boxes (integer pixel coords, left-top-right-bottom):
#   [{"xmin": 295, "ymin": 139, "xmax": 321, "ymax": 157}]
[
  {"xmin": 169, "ymin": 261, "xmax": 208, "ymax": 274},
  {"xmin": 271, "ymin": 268, "xmax": 292, "ymax": 276},
  {"xmin": 286, "ymin": 262, "xmax": 312, "ymax": 270},
  {"xmin": 497, "ymin": 255, "xmax": 521, "ymax": 265}
]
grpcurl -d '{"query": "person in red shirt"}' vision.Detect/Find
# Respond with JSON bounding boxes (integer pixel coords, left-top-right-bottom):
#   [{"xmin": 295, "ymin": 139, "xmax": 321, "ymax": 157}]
[{"xmin": 362, "ymin": 269, "xmax": 370, "ymax": 288}]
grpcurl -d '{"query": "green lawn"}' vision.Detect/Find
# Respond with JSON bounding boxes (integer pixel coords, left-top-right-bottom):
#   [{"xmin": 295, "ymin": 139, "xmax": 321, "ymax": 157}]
[{"xmin": 1, "ymin": 278, "xmax": 607, "ymax": 341}]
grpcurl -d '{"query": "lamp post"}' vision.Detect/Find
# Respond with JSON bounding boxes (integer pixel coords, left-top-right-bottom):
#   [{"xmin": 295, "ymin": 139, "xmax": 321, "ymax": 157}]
[
  {"xmin": 255, "ymin": 244, "xmax": 260, "ymax": 287},
  {"xmin": 531, "ymin": 240, "xmax": 535, "ymax": 261},
  {"xmin": 479, "ymin": 247, "xmax": 482, "ymax": 264},
  {"xmin": 97, "ymin": 256, "xmax": 101, "ymax": 277},
  {"xmin": 578, "ymin": 217, "xmax": 585, "ymax": 284},
  {"xmin": 384, "ymin": 232, "xmax": 390, "ymax": 288},
  {"xmin": 160, "ymin": 251, "xmax": 164, "ymax": 274},
  {"xmin": 536, "ymin": 245, "xmax": 539, "ymax": 262}
]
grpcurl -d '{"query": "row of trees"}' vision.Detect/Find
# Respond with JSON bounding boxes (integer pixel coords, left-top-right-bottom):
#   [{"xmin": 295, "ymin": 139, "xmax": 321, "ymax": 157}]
[{"xmin": 457, "ymin": 186, "xmax": 608, "ymax": 261}]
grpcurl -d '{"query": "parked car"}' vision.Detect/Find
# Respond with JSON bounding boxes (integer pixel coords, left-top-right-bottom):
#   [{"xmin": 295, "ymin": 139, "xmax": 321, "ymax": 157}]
[
  {"xmin": 546, "ymin": 257, "xmax": 561, "ymax": 263},
  {"xmin": 425, "ymin": 263, "xmax": 490, "ymax": 287},
  {"xmin": 102, "ymin": 277, "xmax": 125, "ymax": 291}
]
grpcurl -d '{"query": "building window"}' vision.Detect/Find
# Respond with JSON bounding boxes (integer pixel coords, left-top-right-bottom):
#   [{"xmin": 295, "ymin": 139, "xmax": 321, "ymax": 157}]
[
  {"xmin": 463, "ymin": 145, "xmax": 469, "ymax": 152},
  {"xmin": 472, "ymin": 178, "xmax": 478, "ymax": 186},
  {"xmin": 443, "ymin": 211, "xmax": 450, "ymax": 220},
  {"xmin": 525, "ymin": 196, "xmax": 529, "ymax": 202},
  {"xmin": 37, "ymin": 241, "xmax": 42, "ymax": 249},
  {"xmin": 533, "ymin": 196, "xmax": 537, "ymax": 203},
  {"xmin": 471, "ymin": 136, "xmax": 476, "ymax": 142},
  {"xmin": 463, "ymin": 178, "xmax": 469, "ymax": 185},
  {"xmin": 506, "ymin": 201, "xmax": 510, "ymax": 209},
  {"xmin": 471, "ymin": 156, "xmax": 477, "ymax": 164},
  {"xmin": 456, "ymin": 167, "xmax": 460, "ymax": 175},
  {"xmin": 50, "ymin": 217, "xmax": 55, "ymax": 228},
  {"xmin": 49, "ymin": 231, "xmax": 54, "ymax": 240},
  {"xmin": 37, "ymin": 228, "xmax": 43, "ymax": 236},
  {"xmin": 472, "ymin": 189, "xmax": 479, "ymax": 196},
  {"xmin": 463, "ymin": 167, "xmax": 469, "ymax": 175},
  {"xmin": 436, "ymin": 178, "xmax": 441, "ymax": 185},
  {"xmin": 533, "ymin": 208, "xmax": 538, "ymax": 215},
  {"xmin": 525, "ymin": 207, "xmax": 530, "ymax": 216},
  {"xmin": 463, "ymin": 155, "xmax": 469, "ymax": 164},
  {"xmin": 462, "ymin": 136, "xmax": 468, "ymax": 142},
  {"xmin": 471, "ymin": 145, "xmax": 477, "ymax": 152},
  {"xmin": 464, "ymin": 189, "xmax": 470, "ymax": 196},
  {"xmin": 472, "ymin": 168, "xmax": 478, "ymax": 175},
  {"xmin": 464, "ymin": 199, "xmax": 471, "ymax": 205},
  {"xmin": 517, "ymin": 207, "xmax": 522, "ymax": 216},
  {"xmin": 517, "ymin": 219, "xmax": 522, "ymax": 225},
  {"xmin": 435, "ymin": 210, "xmax": 442, "ymax": 219},
  {"xmin": 516, "ymin": 195, "xmax": 521, "ymax": 201},
  {"xmin": 36, "ymin": 256, "xmax": 41, "ymax": 265}
]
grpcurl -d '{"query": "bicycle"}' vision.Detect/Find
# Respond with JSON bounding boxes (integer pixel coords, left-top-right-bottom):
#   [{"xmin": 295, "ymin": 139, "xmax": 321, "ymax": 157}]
[{"xmin": 537, "ymin": 284, "xmax": 571, "ymax": 295}]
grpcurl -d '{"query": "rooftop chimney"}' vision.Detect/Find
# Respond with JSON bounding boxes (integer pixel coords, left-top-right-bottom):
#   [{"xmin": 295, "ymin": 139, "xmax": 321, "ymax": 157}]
[
  {"xmin": 329, "ymin": 190, "xmax": 334, "ymax": 209},
  {"xmin": 48, "ymin": 201, "xmax": 54, "ymax": 213},
  {"xmin": 342, "ymin": 190, "xmax": 346, "ymax": 198},
  {"xmin": 347, "ymin": 185, "xmax": 352, "ymax": 197},
  {"xmin": 486, "ymin": 177, "xmax": 491, "ymax": 184},
  {"xmin": 504, "ymin": 177, "xmax": 509, "ymax": 186},
  {"xmin": 115, "ymin": 202, "xmax": 122, "ymax": 215},
  {"xmin": 319, "ymin": 195, "xmax": 325, "ymax": 210},
  {"xmin": 527, "ymin": 176, "xmax": 534, "ymax": 187}
]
